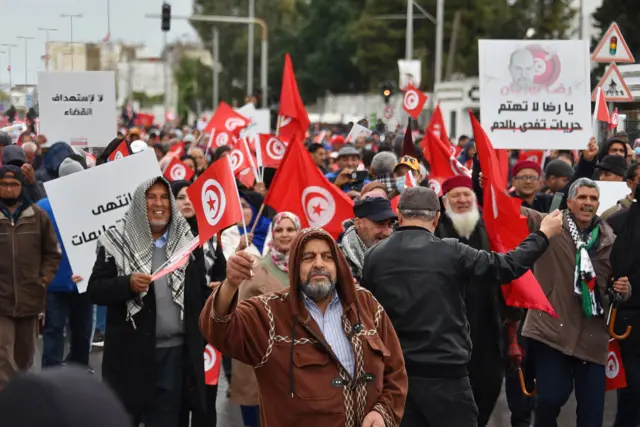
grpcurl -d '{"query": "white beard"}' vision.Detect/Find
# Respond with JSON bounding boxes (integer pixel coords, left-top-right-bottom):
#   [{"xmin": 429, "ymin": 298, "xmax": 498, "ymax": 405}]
[{"xmin": 444, "ymin": 199, "xmax": 481, "ymax": 239}]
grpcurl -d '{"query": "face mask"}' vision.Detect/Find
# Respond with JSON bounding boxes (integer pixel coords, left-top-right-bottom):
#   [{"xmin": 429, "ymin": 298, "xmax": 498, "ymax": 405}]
[
  {"xmin": 395, "ymin": 176, "xmax": 406, "ymax": 193},
  {"xmin": 365, "ymin": 143, "xmax": 373, "ymax": 151}
]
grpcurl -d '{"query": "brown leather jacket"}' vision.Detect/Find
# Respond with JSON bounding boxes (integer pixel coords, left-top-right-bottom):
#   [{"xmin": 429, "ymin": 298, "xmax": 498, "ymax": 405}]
[
  {"xmin": 0, "ymin": 204, "xmax": 61, "ymax": 317},
  {"xmin": 200, "ymin": 229, "xmax": 407, "ymax": 427}
]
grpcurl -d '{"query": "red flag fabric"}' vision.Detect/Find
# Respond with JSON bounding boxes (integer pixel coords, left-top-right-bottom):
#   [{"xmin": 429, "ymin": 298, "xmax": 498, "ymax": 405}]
[
  {"xmin": 403, "ymin": 83, "xmax": 428, "ymax": 119},
  {"xmin": 278, "ymin": 54, "xmax": 310, "ymax": 145},
  {"xmin": 151, "ymin": 236, "xmax": 200, "ymax": 281},
  {"xmin": 229, "ymin": 139, "xmax": 258, "ymax": 188},
  {"xmin": 517, "ymin": 150, "xmax": 544, "ymax": 166},
  {"xmin": 265, "ymin": 140, "xmax": 353, "ymax": 238},
  {"xmin": 405, "ymin": 170, "xmax": 417, "ymax": 188},
  {"xmin": 107, "ymin": 140, "xmax": 130, "ymax": 162},
  {"xmin": 470, "ymin": 112, "xmax": 555, "ymax": 316},
  {"xmin": 258, "ymin": 134, "xmax": 288, "ymax": 168},
  {"xmin": 595, "ymin": 87, "xmax": 610, "ymax": 123},
  {"xmin": 168, "ymin": 141, "xmax": 185, "ymax": 157},
  {"xmin": 203, "ymin": 101, "xmax": 250, "ymax": 135},
  {"xmin": 187, "ymin": 157, "xmax": 244, "ymax": 246},
  {"xmin": 204, "ymin": 344, "xmax": 222, "ymax": 385},
  {"xmin": 610, "ymin": 108, "xmax": 619, "ymax": 130},
  {"xmin": 425, "ymin": 129, "xmax": 470, "ymax": 179},
  {"xmin": 421, "ymin": 103, "xmax": 449, "ymax": 165},
  {"xmin": 164, "ymin": 157, "xmax": 195, "ymax": 182},
  {"xmin": 605, "ymin": 339, "xmax": 627, "ymax": 391}
]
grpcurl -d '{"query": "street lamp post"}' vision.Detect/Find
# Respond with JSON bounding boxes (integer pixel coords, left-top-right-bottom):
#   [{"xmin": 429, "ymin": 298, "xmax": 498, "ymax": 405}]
[
  {"xmin": 247, "ymin": 0, "xmax": 255, "ymax": 97},
  {"xmin": 0, "ymin": 44, "xmax": 17, "ymax": 92},
  {"xmin": 38, "ymin": 27, "xmax": 58, "ymax": 71},
  {"xmin": 16, "ymin": 36, "xmax": 35, "ymax": 86},
  {"xmin": 60, "ymin": 13, "xmax": 83, "ymax": 70}
]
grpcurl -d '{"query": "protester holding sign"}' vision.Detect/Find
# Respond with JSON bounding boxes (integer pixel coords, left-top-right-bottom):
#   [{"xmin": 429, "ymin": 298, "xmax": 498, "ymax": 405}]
[
  {"xmin": 0, "ymin": 165, "xmax": 61, "ymax": 390},
  {"xmin": 87, "ymin": 177, "xmax": 209, "ymax": 427}
]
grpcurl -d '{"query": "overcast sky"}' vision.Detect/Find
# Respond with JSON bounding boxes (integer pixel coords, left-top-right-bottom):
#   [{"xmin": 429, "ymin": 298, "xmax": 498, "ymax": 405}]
[
  {"xmin": 0, "ymin": 0, "xmax": 602, "ymax": 89},
  {"xmin": 0, "ymin": 0, "xmax": 197, "ymax": 87}
]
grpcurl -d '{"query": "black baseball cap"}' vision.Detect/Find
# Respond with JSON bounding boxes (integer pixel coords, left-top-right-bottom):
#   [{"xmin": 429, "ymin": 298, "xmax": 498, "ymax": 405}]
[{"xmin": 354, "ymin": 197, "xmax": 397, "ymax": 222}]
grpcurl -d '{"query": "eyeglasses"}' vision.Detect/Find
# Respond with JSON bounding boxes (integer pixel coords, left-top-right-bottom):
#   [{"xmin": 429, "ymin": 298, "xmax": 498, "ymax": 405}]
[
  {"xmin": 0, "ymin": 182, "xmax": 21, "ymax": 189},
  {"xmin": 513, "ymin": 176, "xmax": 539, "ymax": 182}
]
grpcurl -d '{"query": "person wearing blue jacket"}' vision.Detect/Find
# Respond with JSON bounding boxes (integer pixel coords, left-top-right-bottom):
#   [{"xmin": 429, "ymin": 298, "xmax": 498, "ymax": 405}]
[{"xmin": 37, "ymin": 157, "xmax": 93, "ymax": 368}]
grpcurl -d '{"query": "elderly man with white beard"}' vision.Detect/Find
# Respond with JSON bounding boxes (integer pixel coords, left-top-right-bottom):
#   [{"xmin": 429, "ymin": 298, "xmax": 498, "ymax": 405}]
[{"xmin": 435, "ymin": 175, "xmax": 521, "ymax": 427}]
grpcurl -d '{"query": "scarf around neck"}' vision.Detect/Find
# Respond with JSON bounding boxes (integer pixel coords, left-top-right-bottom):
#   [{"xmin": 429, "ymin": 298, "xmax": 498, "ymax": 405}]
[
  {"xmin": 340, "ymin": 224, "xmax": 367, "ymax": 278},
  {"xmin": 567, "ymin": 213, "xmax": 602, "ymax": 317},
  {"xmin": 96, "ymin": 176, "xmax": 194, "ymax": 328},
  {"xmin": 269, "ymin": 211, "xmax": 301, "ymax": 272}
]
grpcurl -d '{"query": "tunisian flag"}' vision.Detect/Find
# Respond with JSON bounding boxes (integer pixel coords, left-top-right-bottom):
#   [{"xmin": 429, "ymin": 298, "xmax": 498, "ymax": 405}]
[
  {"xmin": 204, "ymin": 102, "xmax": 250, "ymax": 149},
  {"xmin": 265, "ymin": 140, "xmax": 353, "ymax": 238},
  {"xmin": 594, "ymin": 87, "xmax": 610, "ymax": 124},
  {"xmin": 164, "ymin": 157, "xmax": 195, "ymax": 182},
  {"xmin": 421, "ymin": 102, "xmax": 449, "ymax": 164},
  {"xmin": 402, "ymin": 83, "xmax": 428, "ymax": 119},
  {"xmin": 278, "ymin": 54, "xmax": 310, "ymax": 145},
  {"xmin": 107, "ymin": 139, "xmax": 130, "ymax": 162},
  {"xmin": 605, "ymin": 339, "xmax": 627, "ymax": 391},
  {"xmin": 258, "ymin": 134, "xmax": 288, "ymax": 168},
  {"xmin": 187, "ymin": 157, "xmax": 244, "ymax": 246},
  {"xmin": 470, "ymin": 112, "xmax": 556, "ymax": 317},
  {"xmin": 204, "ymin": 344, "xmax": 222, "ymax": 385},
  {"xmin": 151, "ymin": 236, "xmax": 200, "ymax": 281}
]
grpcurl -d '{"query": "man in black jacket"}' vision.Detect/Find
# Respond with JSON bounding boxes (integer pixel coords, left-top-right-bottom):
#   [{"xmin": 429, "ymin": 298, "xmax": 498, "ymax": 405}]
[
  {"xmin": 362, "ymin": 186, "xmax": 563, "ymax": 427},
  {"xmin": 88, "ymin": 177, "xmax": 212, "ymax": 427}
]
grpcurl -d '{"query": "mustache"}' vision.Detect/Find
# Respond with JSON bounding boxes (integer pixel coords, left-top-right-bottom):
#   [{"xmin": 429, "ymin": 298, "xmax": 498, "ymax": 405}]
[
  {"xmin": 580, "ymin": 206, "xmax": 595, "ymax": 213},
  {"xmin": 307, "ymin": 268, "xmax": 330, "ymax": 280}
]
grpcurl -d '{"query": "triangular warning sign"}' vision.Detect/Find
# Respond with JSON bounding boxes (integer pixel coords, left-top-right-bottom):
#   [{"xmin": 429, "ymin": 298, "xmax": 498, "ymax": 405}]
[
  {"xmin": 591, "ymin": 22, "xmax": 635, "ymax": 63},
  {"xmin": 592, "ymin": 64, "xmax": 634, "ymax": 102}
]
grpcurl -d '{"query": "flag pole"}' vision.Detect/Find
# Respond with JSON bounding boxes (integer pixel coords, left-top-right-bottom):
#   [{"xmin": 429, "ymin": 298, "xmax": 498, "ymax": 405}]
[
  {"xmin": 250, "ymin": 203, "xmax": 266, "ymax": 234},
  {"xmin": 592, "ymin": 87, "xmax": 601, "ymax": 142},
  {"xmin": 242, "ymin": 137, "xmax": 261, "ymax": 183},
  {"xmin": 228, "ymin": 156, "xmax": 251, "ymax": 248}
]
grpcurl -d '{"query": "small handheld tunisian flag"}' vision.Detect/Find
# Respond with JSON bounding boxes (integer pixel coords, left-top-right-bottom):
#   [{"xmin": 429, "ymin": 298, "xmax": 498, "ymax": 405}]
[
  {"xmin": 258, "ymin": 134, "xmax": 288, "ymax": 168},
  {"xmin": 229, "ymin": 139, "xmax": 259, "ymax": 189},
  {"xmin": 403, "ymin": 83, "xmax": 428, "ymax": 119},
  {"xmin": 204, "ymin": 344, "xmax": 222, "ymax": 385},
  {"xmin": 204, "ymin": 102, "xmax": 250, "ymax": 150},
  {"xmin": 168, "ymin": 141, "xmax": 185, "ymax": 157},
  {"xmin": 107, "ymin": 140, "xmax": 130, "ymax": 162},
  {"xmin": 187, "ymin": 157, "xmax": 244, "ymax": 246},
  {"xmin": 606, "ymin": 339, "xmax": 627, "ymax": 391},
  {"xmin": 405, "ymin": 170, "xmax": 417, "ymax": 188},
  {"xmin": 265, "ymin": 140, "xmax": 353, "ymax": 238},
  {"xmin": 278, "ymin": 54, "xmax": 310, "ymax": 145},
  {"xmin": 594, "ymin": 87, "xmax": 610, "ymax": 124},
  {"xmin": 164, "ymin": 157, "xmax": 195, "ymax": 182},
  {"xmin": 471, "ymin": 111, "xmax": 556, "ymax": 317},
  {"xmin": 151, "ymin": 236, "xmax": 200, "ymax": 281},
  {"xmin": 610, "ymin": 108, "xmax": 619, "ymax": 131}
]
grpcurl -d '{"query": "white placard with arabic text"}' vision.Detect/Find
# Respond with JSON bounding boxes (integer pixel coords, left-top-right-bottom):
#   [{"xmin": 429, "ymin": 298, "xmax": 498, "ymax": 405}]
[
  {"xmin": 44, "ymin": 149, "xmax": 161, "ymax": 292},
  {"xmin": 478, "ymin": 40, "xmax": 591, "ymax": 150},
  {"xmin": 38, "ymin": 71, "xmax": 117, "ymax": 148},
  {"xmin": 596, "ymin": 181, "xmax": 629, "ymax": 216}
]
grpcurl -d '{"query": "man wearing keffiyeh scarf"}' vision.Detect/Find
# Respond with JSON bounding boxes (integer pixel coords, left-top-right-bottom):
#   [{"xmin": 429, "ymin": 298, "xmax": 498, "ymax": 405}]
[
  {"xmin": 87, "ymin": 176, "xmax": 207, "ymax": 426},
  {"xmin": 521, "ymin": 178, "xmax": 631, "ymax": 427}
]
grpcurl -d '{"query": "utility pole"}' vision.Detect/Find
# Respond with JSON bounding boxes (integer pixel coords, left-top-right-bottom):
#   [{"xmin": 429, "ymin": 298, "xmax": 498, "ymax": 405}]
[
  {"xmin": 16, "ymin": 36, "xmax": 35, "ymax": 86},
  {"xmin": 60, "ymin": 13, "xmax": 83, "ymax": 70},
  {"xmin": 212, "ymin": 28, "xmax": 219, "ymax": 110},
  {"xmin": 247, "ymin": 0, "xmax": 255, "ymax": 97},
  {"xmin": 38, "ymin": 27, "xmax": 58, "ymax": 71},
  {"xmin": 405, "ymin": 0, "xmax": 413, "ymax": 60},
  {"xmin": 0, "ymin": 44, "xmax": 17, "ymax": 92},
  {"xmin": 434, "ymin": 0, "xmax": 444, "ymax": 85},
  {"xmin": 0, "ymin": 51, "xmax": 4, "ymax": 93},
  {"xmin": 578, "ymin": 0, "xmax": 584, "ymax": 40}
]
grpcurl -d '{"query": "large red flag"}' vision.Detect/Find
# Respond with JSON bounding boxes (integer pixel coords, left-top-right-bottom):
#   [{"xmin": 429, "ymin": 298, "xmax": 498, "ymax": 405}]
[
  {"xmin": 470, "ymin": 112, "xmax": 555, "ymax": 316},
  {"xmin": 203, "ymin": 101, "xmax": 250, "ymax": 135},
  {"xmin": 421, "ymin": 103, "xmax": 449, "ymax": 164},
  {"xmin": 187, "ymin": 157, "xmax": 244, "ymax": 246},
  {"xmin": 265, "ymin": 140, "xmax": 353, "ymax": 238},
  {"xmin": 164, "ymin": 157, "xmax": 195, "ymax": 182},
  {"xmin": 278, "ymin": 54, "xmax": 310, "ymax": 145},
  {"xmin": 605, "ymin": 339, "xmax": 627, "ymax": 391}
]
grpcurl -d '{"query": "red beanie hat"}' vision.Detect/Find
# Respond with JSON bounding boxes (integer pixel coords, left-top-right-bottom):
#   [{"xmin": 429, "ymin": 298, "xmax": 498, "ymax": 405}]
[
  {"xmin": 512, "ymin": 160, "xmax": 541, "ymax": 177},
  {"xmin": 442, "ymin": 175, "xmax": 473, "ymax": 195}
]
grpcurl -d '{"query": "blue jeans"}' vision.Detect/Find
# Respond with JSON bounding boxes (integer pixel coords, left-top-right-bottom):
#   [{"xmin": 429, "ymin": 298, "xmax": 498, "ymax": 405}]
[
  {"xmin": 42, "ymin": 291, "xmax": 94, "ymax": 367},
  {"xmin": 533, "ymin": 340, "xmax": 605, "ymax": 427},
  {"xmin": 95, "ymin": 305, "xmax": 106, "ymax": 333},
  {"xmin": 240, "ymin": 405, "xmax": 260, "ymax": 427},
  {"xmin": 614, "ymin": 337, "xmax": 640, "ymax": 427}
]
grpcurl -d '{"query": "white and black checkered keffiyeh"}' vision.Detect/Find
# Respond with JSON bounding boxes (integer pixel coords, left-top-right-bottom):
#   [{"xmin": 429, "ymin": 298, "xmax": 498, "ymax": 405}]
[{"xmin": 96, "ymin": 176, "xmax": 194, "ymax": 327}]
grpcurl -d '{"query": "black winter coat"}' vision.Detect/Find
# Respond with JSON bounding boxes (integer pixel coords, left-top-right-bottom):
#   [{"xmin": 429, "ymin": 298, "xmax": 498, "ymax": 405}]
[{"xmin": 87, "ymin": 243, "xmax": 226, "ymax": 416}]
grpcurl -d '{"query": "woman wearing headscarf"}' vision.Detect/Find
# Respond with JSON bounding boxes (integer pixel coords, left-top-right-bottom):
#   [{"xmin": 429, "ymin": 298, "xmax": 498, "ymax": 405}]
[
  {"xmin": 221, "ymin": 193, "xmax": 272, "ymax": 261},
  {"xmin": 170, "ymin": 180, "xmax": 226, "ymax": 427},
  {"xmin": 230, "ymin": 212, "xmax": 301, "ymax": 427},
  {"xmin": 457, "ymin": 139, "xmax": 476, "ymax": 170}
]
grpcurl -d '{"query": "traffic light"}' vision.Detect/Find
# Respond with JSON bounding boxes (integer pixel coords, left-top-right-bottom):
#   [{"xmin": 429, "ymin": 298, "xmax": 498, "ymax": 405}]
[
  {"xmin": 381, "ymin": 82, "xmax": 393, "ymax": 104},
  {"xmin": 610, "ymin": 36, "xmax": 618, "ymax": 55},
  {"xmin": 161, "ymin": 3, "xmax": 171, "ymax": 32}
]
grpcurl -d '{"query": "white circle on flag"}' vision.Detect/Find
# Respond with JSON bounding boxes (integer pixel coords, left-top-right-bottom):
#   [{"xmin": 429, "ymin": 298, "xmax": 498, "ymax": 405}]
[
  {"xmin": 428, "ymin": 179, "xmax": 441, "ymax": 195},
  {"xmin": 229, "ymin": 149, "xmax": 244, "ymax": 172},
  {"xmin": 301, "ymin": 186, "xmax": 336, "ymax": 228},
  {"xmin": 279, "ymin": 116, "xmax": 292, "ymax": 128},
  {"xmin": 606, "ymin": 350, "xmax": 619, "ymax": 379},
  {"xmin": 225, "ymin": 117, "xmax": 246, "ymax": 132},
  {"xmin": 170, "ymin": 164, "xmax": 186, "ymax": 181},
  {"xmin": 404, "ymin": 90, "xmax": 419, "ymax": 111},
  {"xmin": 114, "ymin": 151, "xmax": 124, "ymax": 160},
  {"xmin": 450, "ymin": 157, "xmax": 467, "ymax": 176},
  {"xmin": 201, "ymin": 179, "xmax": 227, "ymax": 226},
  {"xmin": 215, "ymin": 132, "xmax": 229, "ymax": 147},
  {"xmin": 611, "ymin": 112, "xmax": 619, "ymax": 126},
  {"xmin": 204, "ymin": 344, "xmax": 217, "ymax": 372},
  {"xmin": 266, "ymin": 137, "xmax": 286, "ymax": 160}
]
